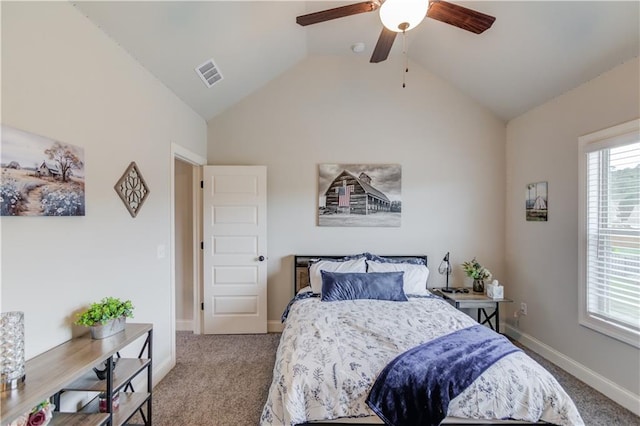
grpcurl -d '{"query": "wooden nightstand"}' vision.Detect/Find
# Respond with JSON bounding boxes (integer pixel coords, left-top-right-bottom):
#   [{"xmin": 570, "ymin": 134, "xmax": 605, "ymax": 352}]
[{"xmin": 433, "ymin": 289, "xmax": 512, "ymax": 334}]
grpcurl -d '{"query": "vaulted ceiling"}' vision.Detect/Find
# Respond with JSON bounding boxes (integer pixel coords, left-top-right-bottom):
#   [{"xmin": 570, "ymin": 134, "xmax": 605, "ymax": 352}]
[{"xmin": 73, "ymin": 1, "xmax": 639, "ymax": 122}]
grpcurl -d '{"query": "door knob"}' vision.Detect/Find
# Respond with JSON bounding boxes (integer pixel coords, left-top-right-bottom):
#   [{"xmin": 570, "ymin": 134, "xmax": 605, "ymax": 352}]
[{"xmin": 258, "ymin": 255, "xmax": 265, "ymax": 262}]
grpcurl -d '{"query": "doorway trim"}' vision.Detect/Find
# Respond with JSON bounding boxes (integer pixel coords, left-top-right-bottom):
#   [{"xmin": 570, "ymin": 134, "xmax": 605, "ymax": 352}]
[{"xmin": 170, "ymin": 143, "xmax": 206, "ymax": 365}]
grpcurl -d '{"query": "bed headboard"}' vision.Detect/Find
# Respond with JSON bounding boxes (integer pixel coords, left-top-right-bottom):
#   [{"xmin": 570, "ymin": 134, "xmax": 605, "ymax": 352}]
[{"xmin": 293, "ymin": 254, "xmax": 428, "ymax": 295}]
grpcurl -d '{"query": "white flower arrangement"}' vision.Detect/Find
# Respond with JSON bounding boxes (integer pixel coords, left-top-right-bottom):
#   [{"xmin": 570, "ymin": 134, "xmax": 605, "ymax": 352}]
[{"xmin": 461, "ymin": 257, "xmax": 492, "ymax": 281}]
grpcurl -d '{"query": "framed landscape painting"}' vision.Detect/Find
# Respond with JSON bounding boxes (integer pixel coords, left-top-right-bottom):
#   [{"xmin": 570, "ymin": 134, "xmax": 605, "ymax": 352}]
[
  {"xmin": 318, "ymin": 163, "xmax": 401, "ymax": 227},
  {"xmin": 1, "ymin": 125, "xmax": 85, "ymax": 216}
]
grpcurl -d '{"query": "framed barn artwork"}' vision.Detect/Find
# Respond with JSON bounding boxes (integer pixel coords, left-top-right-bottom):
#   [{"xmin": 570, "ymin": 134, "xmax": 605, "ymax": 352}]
[
  {"xmin": 526, "ymin": 181, "xmax": 548, "ymax": 221},
  {"xmin": 318, "ymin": 163, "xmax": 401, "ymax": 227},
  {"xmin": 1, "ymin": 125, "xmax": 85, "ymax": 216}
]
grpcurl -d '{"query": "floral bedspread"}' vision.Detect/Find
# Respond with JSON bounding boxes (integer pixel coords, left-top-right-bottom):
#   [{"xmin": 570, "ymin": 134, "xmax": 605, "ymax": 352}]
[{"xmin": 260, "ymin": 294, "xmax": 584, "ymax": 426}]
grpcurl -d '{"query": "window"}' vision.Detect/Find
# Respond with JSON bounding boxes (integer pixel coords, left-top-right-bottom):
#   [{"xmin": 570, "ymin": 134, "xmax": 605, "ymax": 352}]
[{"xmin": 579, "ymin": 119, "xmax": 640, "ymax": 347}]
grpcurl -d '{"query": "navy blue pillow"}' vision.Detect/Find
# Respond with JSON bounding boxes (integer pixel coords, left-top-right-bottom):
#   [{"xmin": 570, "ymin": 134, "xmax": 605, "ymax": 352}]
[{"xmin": 320, "ymin": 271, "xmax": 408, "ymax": 302}]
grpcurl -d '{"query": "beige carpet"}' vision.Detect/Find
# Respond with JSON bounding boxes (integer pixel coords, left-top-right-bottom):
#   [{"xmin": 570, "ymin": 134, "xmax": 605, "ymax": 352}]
[
  {"xmin": 147, "ymin": 332, "xmax": 280, "ymax": 426},
  {"xmin": 139, "ymin": 332, "xmax": 638, "ymax": 426}
]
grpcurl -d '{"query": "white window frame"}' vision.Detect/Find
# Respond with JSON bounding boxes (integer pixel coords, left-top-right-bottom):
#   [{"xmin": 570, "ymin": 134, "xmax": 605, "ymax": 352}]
[{"xmin": 578, "ymin": 118, "xmax": 640, "ymax": 348}]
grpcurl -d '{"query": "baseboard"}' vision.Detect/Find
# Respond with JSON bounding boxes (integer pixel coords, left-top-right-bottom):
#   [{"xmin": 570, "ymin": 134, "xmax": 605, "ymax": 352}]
[
  {"xmin": 176, "ymin": 319, "xmax": 193, "ymax": 331},
  {"xmin": 152, "ymin": 355, "xmax": 175, "ymax": 388},
  {"xmin": 268, "ymin": 320, "xmax": 284, "ymax": 333},
  {"xmin": 504, "ymin": 324, "xmax": 640, "ymax": 416}
]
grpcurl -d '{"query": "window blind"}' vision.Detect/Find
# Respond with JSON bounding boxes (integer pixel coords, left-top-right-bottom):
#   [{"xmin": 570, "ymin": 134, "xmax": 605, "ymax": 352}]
[{"xmin": 585, "ymin": 140, "xmax": 640, "ymax": 335}]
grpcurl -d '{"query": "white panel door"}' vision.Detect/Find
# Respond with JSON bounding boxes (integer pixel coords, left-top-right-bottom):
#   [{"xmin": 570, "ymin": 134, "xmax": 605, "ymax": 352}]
[{"xmin": 202, "ymin": 166, "xmax": 267, "ymax": 334}]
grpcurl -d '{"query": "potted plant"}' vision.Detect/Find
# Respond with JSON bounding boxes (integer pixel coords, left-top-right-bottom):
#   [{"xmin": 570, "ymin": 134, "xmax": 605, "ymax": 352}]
[
  {"xmin": 75, "ymin": 297, "xmax": 134, "ymax": 339},
  {"xmin": 461, "ymin": 257, "xmax": 492, "ymax": 293}
]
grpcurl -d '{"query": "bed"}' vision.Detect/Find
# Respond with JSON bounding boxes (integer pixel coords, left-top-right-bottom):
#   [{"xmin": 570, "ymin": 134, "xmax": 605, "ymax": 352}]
[{"xmin": 260, "ymin": 254, "xmax": 584, "ymax": 426}]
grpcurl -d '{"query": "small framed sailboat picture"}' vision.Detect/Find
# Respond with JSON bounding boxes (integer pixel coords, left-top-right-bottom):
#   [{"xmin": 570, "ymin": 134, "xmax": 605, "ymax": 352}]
[{"xmin": 526, "ymin": 181, "xmax": 548, "ymax": 221}]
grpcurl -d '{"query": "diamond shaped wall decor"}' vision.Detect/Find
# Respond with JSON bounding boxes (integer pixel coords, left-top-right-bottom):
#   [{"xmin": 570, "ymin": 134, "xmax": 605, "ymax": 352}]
[{"xmin": 114, "ymin": 162, "xmax": 150, "ymax": 218}]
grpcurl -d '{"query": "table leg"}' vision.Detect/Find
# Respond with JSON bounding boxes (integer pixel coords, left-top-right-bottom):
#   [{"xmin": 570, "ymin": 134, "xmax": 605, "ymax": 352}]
[{"xmin": 478, "ymin": 307, "xmax": 498, "ymax": 332}]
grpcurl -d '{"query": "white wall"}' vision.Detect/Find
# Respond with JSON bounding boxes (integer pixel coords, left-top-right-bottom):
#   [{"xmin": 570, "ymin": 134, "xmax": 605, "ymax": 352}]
[
  {"xmin": 0, "ymin": 1, "xmax": 206, "ymax": 378},
  {"xmin": 207, "ymin": 55, "xmax": 507, "ymax": 323},
  {"xmin": 505, "ymin": 59, "xmax": 639, "ymax": 403}
]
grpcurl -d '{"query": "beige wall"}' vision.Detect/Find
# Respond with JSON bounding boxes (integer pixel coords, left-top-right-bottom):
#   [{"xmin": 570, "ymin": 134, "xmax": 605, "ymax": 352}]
[
  {"xmin": 505, "ymin": 58, "xmax": 640, "ymax": 402},
  {"xmin": 207, "ymin": 55, "xmax": 507, "ymax": 325},
  {"xmin": 174, "ymin": 159, "xmax": 194, "ymax": 329},
  {"xmin": 1, "ymin": 1, "xmax": 206, "ymax": 379}
]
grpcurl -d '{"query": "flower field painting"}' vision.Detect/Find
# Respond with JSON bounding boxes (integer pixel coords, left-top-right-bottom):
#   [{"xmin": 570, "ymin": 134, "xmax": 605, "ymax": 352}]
[
  {"xmin": 1, "ymin": 125, "xmax": 85, "ymax": 216},
  {"xmin": 318, "ymin": 163, "xmax": 401, "ymax": 227}
]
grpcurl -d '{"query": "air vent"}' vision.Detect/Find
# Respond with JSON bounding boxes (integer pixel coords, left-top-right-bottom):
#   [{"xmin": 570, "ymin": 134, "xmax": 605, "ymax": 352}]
[{"xmin": 195, "ymin": 59, "xmax": 223, "ymax": 88}]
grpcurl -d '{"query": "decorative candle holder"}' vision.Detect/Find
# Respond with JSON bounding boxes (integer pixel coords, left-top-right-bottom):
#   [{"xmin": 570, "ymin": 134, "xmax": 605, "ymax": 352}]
[{"xmin": 1, "ymin": 311, "xmax": 26, "ymax": 391}]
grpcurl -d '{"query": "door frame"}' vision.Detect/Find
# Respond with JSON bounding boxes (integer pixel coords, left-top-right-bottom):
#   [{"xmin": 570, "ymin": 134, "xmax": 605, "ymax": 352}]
[{"xmin": 170, "ymin": 143, "xmax": 206, "ymax": 364}]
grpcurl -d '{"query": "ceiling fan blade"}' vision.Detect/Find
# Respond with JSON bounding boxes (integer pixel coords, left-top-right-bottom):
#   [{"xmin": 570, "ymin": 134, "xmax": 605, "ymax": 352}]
[
  {"xmin": 370, "ymin": 27, "xmax": 397, "ymax": 63},
  {"xmin": 427, "ymin": 0, "xmax": 495, "ymax": 34},
  {"xmin": 296, "ymin": 1, "xmax": 380, "ymax": 26}
]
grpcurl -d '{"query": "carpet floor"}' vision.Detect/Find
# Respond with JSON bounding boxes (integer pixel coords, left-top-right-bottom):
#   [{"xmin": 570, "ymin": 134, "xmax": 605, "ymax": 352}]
[{"xmin": 142, "ymin": 332, "xmax": 638, "ymax": 426}]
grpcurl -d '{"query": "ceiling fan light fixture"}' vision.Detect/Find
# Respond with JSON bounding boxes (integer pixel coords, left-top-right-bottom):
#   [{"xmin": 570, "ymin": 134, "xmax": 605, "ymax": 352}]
[{"xmin": 379, "ymin": 0, "xmax": 428, "ymax": 32}]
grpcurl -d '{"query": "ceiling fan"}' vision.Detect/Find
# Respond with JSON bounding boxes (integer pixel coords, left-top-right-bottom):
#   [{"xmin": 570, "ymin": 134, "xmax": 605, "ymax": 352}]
[{"xmin": 296, "ymin": 0, "xmax": 496, "ymax": 63}]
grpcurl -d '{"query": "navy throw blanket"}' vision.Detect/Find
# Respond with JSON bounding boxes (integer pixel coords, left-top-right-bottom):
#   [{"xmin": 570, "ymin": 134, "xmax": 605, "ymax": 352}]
[{"xmin": 366, "ymin": 325, "xmax": 521, "ymax": 426}]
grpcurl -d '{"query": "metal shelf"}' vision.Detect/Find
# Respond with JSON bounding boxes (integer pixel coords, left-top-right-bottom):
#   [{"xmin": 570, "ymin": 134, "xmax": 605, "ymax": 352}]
[{"xmin": 0, "ymin": 323, "xmax": 153, "ymax": 426}]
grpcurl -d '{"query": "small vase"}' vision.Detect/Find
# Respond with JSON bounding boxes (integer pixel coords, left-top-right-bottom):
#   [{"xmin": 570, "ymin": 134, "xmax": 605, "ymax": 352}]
[
  {"xmin": 472, "ymin": 279, "xmax": 485, "ymax": 293},
  {"xmin": 90, "ymin": 317, "xmax": 126, "ymax": 339}
]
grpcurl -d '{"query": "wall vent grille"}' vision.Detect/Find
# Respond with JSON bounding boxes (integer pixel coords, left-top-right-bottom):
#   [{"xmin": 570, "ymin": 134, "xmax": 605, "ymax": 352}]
[{"xmin": 195, "ymin": 59, "xmax": 223, "ymax": 88}]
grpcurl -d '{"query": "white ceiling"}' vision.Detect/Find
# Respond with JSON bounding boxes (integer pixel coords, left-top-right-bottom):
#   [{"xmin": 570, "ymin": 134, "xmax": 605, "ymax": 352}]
[{"xmin": 72, "ymin": 1, "xmax": 639, "ymax": 122}]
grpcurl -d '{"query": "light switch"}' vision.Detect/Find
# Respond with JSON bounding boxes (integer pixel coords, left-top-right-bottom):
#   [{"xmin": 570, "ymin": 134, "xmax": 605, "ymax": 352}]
[{"xmin": 157, "ymin": 245, "xmax": 166, "ymax": 259}]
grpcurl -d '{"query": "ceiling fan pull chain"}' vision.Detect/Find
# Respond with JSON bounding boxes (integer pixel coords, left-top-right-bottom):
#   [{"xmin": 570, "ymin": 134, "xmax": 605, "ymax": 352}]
[{"xmin": 402, "ymin": 30, "xmax": 408, "ymax": 88}]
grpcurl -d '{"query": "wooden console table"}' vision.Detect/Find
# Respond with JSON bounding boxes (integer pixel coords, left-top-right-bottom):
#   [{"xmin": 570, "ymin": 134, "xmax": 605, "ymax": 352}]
[{"xmin": 1, "ymin": 323, "xmax": 152, "ymax": 426}]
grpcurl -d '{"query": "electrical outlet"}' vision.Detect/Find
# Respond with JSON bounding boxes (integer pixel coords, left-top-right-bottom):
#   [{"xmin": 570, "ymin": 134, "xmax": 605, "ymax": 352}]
[{"xmin": 520, "ymin": 302, "xmax": 527, "ymax": 316}]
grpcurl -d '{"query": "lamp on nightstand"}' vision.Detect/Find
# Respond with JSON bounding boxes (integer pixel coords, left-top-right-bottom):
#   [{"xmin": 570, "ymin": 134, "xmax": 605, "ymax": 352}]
[{"xmin": 438, "ymin": 252, "xmax": 454, "ymax": 293}]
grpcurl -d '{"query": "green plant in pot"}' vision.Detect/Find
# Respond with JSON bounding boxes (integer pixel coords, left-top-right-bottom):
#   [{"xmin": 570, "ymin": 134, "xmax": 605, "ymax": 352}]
[
  {"xmin": 75, "ymin": 297, "xmax": 134, "ymax": 339},
  {"xmin": 461, "ymin": 257, "xmax": 492, "ymax": 293}
]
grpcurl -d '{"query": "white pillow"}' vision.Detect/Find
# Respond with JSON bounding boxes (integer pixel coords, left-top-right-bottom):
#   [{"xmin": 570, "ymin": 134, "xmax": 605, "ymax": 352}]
[
  {"xmin": 309, "ymin": 258, "xmax": 367, "ymax": 294},
  {"xmin": 366, "ymin": 260, "xmax": 430, "ymax": 294}
]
